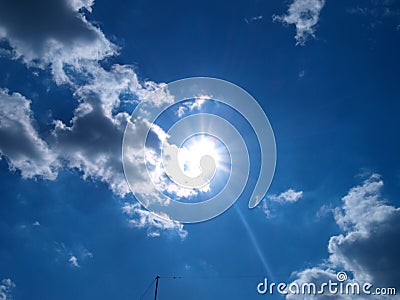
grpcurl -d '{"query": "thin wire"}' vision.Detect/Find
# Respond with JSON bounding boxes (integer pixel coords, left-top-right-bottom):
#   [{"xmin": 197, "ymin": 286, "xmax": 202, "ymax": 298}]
[
  {"xmin": 157, "ymin": 267, "xmax": 400, "ymax": 281},
  {"xmin": 159, "ymin": 275, "xmax": 269, "ymax": 280},
  {"xmin": 139, "ymin": 277, "xmax": 156, "ymax": 300}
]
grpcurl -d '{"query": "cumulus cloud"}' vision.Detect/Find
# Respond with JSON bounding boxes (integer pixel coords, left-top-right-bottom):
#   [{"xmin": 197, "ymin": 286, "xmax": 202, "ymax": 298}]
[
  {"xmin": 286, "ymin": 268, "xmax": 353, "ymax": 299},
  {"xmin": 51, "ymin": 64, "xmax": 139, "ymax": 197},
  {"xmin": 273, "ymin": 0, "xmax": 325, "ymax": 45},
  {"xmin": 329, "ymin": 174, "xmax": 400, "ymax": 286},
  {"xmin": 0, "ymin": 89, "xmax": 59, "ymax": 180},
  {"xmin": 287, "ymin": 174, "xmax": 400, "ymax": 298},
  {"xmin": 0, "ymin": 0, "xmax": 187, "ymax": 236},
  {"xmin": 0, "ymin": 278, "xmax": 15, "ymax": 300},
  {"xmin": 0, "ymin": 0, "xmax": 116, "ymax": 84},
  {"xmin": 50, "ymin": 67, "xmax": 186, "ymax": 234}
]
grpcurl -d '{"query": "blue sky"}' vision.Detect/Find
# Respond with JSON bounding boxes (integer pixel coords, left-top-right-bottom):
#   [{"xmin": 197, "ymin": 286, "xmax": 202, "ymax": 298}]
[{"xmin": 0, "ymin": 0, "xmax": 400, "ymax": 299}]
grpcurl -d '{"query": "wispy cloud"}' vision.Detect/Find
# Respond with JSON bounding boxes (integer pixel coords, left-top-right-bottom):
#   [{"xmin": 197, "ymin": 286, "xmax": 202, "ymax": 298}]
[
  {"xmin": 348, "ymin": 2, "xmax": 400, "ymax": 18},
  {"xmin": 269, "ymin": 188, "xmax": 303, "ymax": 203},
  {"xmin": 175, "ymin": 96, "xmax": 208, "ymax": 118},
  {"xmin": 315, "ymin": 203, "xmax": 333, "ymax": 220},
  {"xmin": 244, "ymin": 15, "xmax": 263, "ymax": 24},
  {"xmin": 262, "ymin": 188, "xmax": 303, "ymax": 218},
  {"xmin": 273, "ymin": 0, "xmax": 325, "ymax": 46},
  {"xmin": 347, "ymin": 1, "xmax": 400, "ymax": 31},
  {"xmin": 55, "ymin": 242, "xmax": 93, "ymax": 268},
  {"xmin": 122, "ymin": 203, "xmax": 188, "ymax": 239}
]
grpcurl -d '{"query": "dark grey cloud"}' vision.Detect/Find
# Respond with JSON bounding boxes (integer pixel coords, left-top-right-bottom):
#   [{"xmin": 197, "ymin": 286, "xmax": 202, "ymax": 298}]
[
  {"xmin": 0, "ymin": 0, "xmax": 116, "ymax": 83},
  {"xmin": 52, "ymin": 92, "xmax": 130, "ymax": 196},
  {"xmin": 0, "ymin": 0, "xmax": 186, "ymax": 236},
  {"xmin": 330, "ymin": 174, "xmax": 400, "ymax": 288},
  {"xmin": 0, "ymin": 89, "xmax": 58, "ymax": 179},
  {"xmin": 0, "ymin": 0, "xmax": 96, "ymax": 50}
]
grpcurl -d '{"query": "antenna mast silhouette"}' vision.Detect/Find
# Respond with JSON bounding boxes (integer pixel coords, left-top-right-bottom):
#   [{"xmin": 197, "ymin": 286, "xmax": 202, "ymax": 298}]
[{"xmin": 154, "ymin": 276, "xmax": 160, "ymax": 300}]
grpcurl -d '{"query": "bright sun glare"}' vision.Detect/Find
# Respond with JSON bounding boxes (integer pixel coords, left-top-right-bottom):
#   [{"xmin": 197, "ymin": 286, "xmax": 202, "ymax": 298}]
[{"xmin": 178, "ymin": 136, "xmax": 221, "ymax": 178}]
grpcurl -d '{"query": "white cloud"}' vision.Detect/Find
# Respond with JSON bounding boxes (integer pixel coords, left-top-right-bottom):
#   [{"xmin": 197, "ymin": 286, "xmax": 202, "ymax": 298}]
[
  {"xmin": 175, "ymin": 96, "xmax": 208, "ymax": 118},
  {"xmin": 0, "ymin": 0, "xmax": 187, "ymax": 237},
  {"xmin": 262, "ymin": 189, "xmax": 303, "ymax": 218},
  {"xmin": 273, "ymin": 0, "xmax": 325, "ymax": 46},
  {"xmin": 55, "ymin": 242, "xmax": 93, "ymax": 268},
  {"xmin": 145, "ymin": 145, "xmax": 205, "ymax": 199},
  {"xmin": 50, "ymin": 61, "xmax": 174, "ymax": 199},
  {"xmin": 286, "ymin": 268, "xmax": 353, "ymax": 299},
  {"xmin": 51, "ymin": 65, "xmax": 139, "ymax": 197},
  {"xmin": 316, "ymin": 204, "xmax": 333, "ymax": 220},
  {"xmin": 0, "ymin": 89, "xmax": 59, "ymax": 180},
  {"xmin": 261, "ymin": 200, "xmax": 272, "ymax": 218},
  {"xmin": 0, "ymin": 72, "xmax": 185, "ymax": 240},
  {"xmin": 0, "ymin": 2, "xmax": 159, "ymax": 197},
  {"xmin": 121, "ymin": 103, "xmax": 211, "ymax": 213},
  {"xmin": 0, "ymin": 278, "xmax": 15, "ymax": 300},
  {"xmin": 32, "ymin": 220, "xmax": 41, "ymax": 226},
  {"xmin": 287, "ymin": 174, "xmax": 400, "ymax": 298},
  {"xmin": 269, "ymin": 188, "xmax": 303, "ymax": 203},
  {"xmin": 122, "ymin": 202, "xmax": 188, "ymax": 239},
  {"xmin": 329, "ymin": 174, "xmax": 400, "ymax": 286},
  {"xmin": 68, "ymin": 255, "xmax": 80, "ymax": 268},
  {"xmin": 69, "ymin": 0, "xmax": 95, "ymax": 12}
]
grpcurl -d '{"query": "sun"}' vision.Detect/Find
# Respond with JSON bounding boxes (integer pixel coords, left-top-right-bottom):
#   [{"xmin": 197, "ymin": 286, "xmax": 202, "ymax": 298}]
[{"xmin": 178, "ymin": 135, "xmax": 222, "ymax": 178}]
